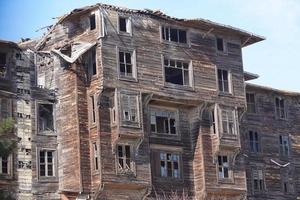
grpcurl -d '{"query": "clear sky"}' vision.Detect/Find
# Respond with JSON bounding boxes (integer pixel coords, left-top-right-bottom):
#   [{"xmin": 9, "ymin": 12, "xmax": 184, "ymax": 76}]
[{"xmin": 0, "ymin": 0, "xmax": 299, "ymax": 92}]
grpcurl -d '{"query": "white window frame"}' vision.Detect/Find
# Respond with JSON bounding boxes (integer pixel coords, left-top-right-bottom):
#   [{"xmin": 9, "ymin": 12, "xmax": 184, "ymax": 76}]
[
  {"xmin": 99, "ymin": 10, "xmax": 107, "ymax": 37},
  {"xmin": 117, "ymin": 15, "xmax": 132, "ymax": 35},
  {"xmin": 116, "ymin": 47, "xmax": 137, "ymax": 81},
  {"xmin": 159, "ymin": 152, "xmax": 181, "ymax": 179},
  {"xmin": 162, "ymin": 56, "xmax": 193, "ymax": 87},
  {"xmin": 160, "ymin": 25, "xmax": 188, "ymax": 44},
  {"xmin": 217, "ymin": 155, "xmax": 231, "ymax": 179},
  {"xmin": 220, "ymin": 107, "xmax": 238, "ymax": 136},
  {"xmin": 38, "ymin": 150, "xmax": 56, "ymax": 178},
  {"xmin": 0, "ymin": 155, "xmax": 12, "ymax": 175},
  {"xmin": 116, "ymin": 144, "xmax": 135, "ymax": 174},
  {"xmin": 150, "ymin": 106, "xmax": 178, "ymax": 136},
  {"xmin": 216, "ymin": 36, "xmax": 227, "ymax": 54},
  {"xmin": 217, "ymin": 68, "xmax": 232, "ymax": 94},
  {"xmin": 119, "ymin": 90, "xmax": 140, "ymax": 128}
]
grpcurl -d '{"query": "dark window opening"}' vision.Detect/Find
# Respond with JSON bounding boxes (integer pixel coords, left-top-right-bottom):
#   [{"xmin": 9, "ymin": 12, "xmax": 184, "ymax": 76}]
[
  {"xmin": 275, "ymin": 97, "xmax": 286, "ymax": 118},
  {"xmin": 91, "ymin": 95, "xmax": 96, "ymax": 123},
  {"xmin": 16, "ymin": 53, "xmax": 23, "ymax": 60},
  {"xmin": 249, "ymin": 131, "xmax": 259, "ymax": 153},
  {"xmin": 38, "ymin": 104, "xmax": 54, "ymax": 132},
  {"xmin": 93, "ymin": 143, "xmax": 99, "ymax": 170},
  {"xmin": 151, "ymin": 109, "xmax": 177, "ymax": 135},
  {"xmin": 164, "ymin": 59, "xmax": 190, "ymax": 86},
  {"xmin": 246, "ymin": 93, "xmax": 256, "ymax": 113},
  {"xmin": 1, "ymin": 156, "xmax": 8, "ymax": 174},
  {"xmin": 279, "ymin": 135, "xmax": 289, "ymax": 156},
  {"xmin": 0, "ymin": 53, "xmax": 7, "ymax": 78},
  {"xmin": 218, "ymin": 155, "xmax": 229, "ymax": 179},
  {"xmin": 217, "ymin": 37, "xmax": 224, "ymax": 51},
  {"xmin": 161, "ymin": 26, "xmax": 187, "ymax": 44},
  {"xmin": 90, "ymin": 14, "xmax": 96, "ymax": 30},
  {"xmin": 119, "ymin": 17, "xmax": 129, "ymax": 33},
  {"xmin": 61, "ymin": 45, "xmax": 71, "ymax": 57}
]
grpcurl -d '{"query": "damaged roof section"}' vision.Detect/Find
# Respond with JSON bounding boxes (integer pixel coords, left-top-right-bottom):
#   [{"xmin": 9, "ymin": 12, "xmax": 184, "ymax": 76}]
[
  {"xmin": 51, "ymin": 41, "xmax": 96, "ymax": 63},
  {"xmin": 35, "ymin": 3, "xmax": 265, "ymax": 50}
]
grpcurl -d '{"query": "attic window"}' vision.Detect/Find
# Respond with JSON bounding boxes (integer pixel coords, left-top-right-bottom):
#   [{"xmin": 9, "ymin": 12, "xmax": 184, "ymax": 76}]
[
  {"xmin": 90, "ymin": 14, "xmax": 96, "ymax": 30},
  {"xmin": 161, "ymin": 26, "xmax": 187, "ymax": 43},
  {"xmin": 119, "ymin": 16, "xmax": 131, "ymax": 33},
  {"xmin": 38, "ymin": 103, "xmax": 54, "ymax": 133},
  {"xmin": 216, "ymin": 37, "xmax": 224, "ymax": 51}
]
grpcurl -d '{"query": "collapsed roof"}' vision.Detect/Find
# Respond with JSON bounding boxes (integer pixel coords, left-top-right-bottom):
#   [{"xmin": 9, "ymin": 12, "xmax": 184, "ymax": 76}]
[{"xmin": 35, "ymin": 3, "xmax": 265, "ymax": 50}]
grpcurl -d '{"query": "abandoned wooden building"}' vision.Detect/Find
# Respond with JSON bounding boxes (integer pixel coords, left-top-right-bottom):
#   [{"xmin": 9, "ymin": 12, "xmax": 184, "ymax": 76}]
[{"xmin": 0, "ymin": 3, "xmax": 299, "ymax": 200}]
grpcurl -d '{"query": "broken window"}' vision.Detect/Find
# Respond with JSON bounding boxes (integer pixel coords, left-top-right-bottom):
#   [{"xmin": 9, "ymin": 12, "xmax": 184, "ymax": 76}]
[
  {"xmin": 252, "ymin": 169, "xmax": 265, "ymax": 192},
  {"xmin": 221, "ymin": 109, "xmax": 237, "ymax": 135},
  {"xmin": 120, "ymin": 93, "xmax": 138, "ymax": 123},
  {"xmin": 87, "ymin": 47, "xmax": 97, "ymax": 78},
  {"xmin": 246, "ymin": 93, "xmax": 256, "ymax": 113},
  {"xmin": 0, "ymin": 156, "xmax": 9, "ymax": 174},
  {"xmin": 159, "ymin": 152, "xmax": 180, "ymax": 178},
  {"xmin": 117, "ymin": 144, "xmax": 133, "ymax": 173},
  {"xmin": 0, "ymin": 53, "xmax": 7, "ymax": 78},
  {"xmin": 150, "ymin": 108, "xmax": 177, "ymax": 135},
  {"xmin": 89, "ymin": 14, "xmax": 96, "ymax": 30},
  {"xmin": 90, "ymin": 95, "xmax": 96, "ymax": 124},
  {"xmin": 119, "ymin": 16, "xmax": 131, "ymax": 33},
  {"xmin": 38, "ymin": 103, "xmax": 54, "ymax": 132},
  {"xmin": 118, "ymin": 50, "xmax": 134, "ymax": 78},
  {"xmin": 218, "ymin": 155, "xmax": 229, "ymax": 179},
  {"xmin": 93, "ymin": 143, "xmax": 99, "ymax": 171},
  {"xmin": 279, "ymin": 135, "xmax": 290, "ymax": 157},
  {"xmin": 275, "ymin": 97, "xmax": 286, "ymax": 119},
  {"xmin": 0, "ymin": 98, "xmax": 12, "ymax": 120},
  {"xmin": 164, "ymin": 58, "xmax": 190, "ymax": 86},
  {"xmin": 216, "ymin": 37, "xmax": 225, "ymax": 52},
  {"xmin": 249, "ymin": 131, "xmax": 260, "ymax": 153},
  {"xmin": 161, "ymin": 26, "xmax": 187, "ymax": 43},
  {"xmin": 39, "ymin": 150, "xmax": 55, "ymax": 177},
  {"xmin": 218, "ymin": 69, "xmax": 230, "ymax": 93}
]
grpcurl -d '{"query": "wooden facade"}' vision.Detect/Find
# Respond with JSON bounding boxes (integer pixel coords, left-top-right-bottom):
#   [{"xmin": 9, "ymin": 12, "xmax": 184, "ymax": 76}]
[{"xmin": 0, "ymin": 3, "xmax": 299, "ymax": 200}]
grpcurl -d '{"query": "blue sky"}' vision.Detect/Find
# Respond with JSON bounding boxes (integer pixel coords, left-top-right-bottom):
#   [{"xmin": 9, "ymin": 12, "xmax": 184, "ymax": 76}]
[{"xmin": 0, "ymin": 0, "xmax": 299, "ymax": 92}]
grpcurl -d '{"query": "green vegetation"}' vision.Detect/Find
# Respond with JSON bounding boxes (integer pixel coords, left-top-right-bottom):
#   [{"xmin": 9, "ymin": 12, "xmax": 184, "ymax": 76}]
[{"xmin": 0, "ymin": 118, "xmax": 17, "ymax": 157}]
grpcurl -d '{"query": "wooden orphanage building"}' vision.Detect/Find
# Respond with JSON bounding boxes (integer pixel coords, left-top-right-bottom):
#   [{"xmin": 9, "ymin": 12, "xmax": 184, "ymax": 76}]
[{"xmin": 0, "ymin": 3, "xmax": 299, "ymax": 200}]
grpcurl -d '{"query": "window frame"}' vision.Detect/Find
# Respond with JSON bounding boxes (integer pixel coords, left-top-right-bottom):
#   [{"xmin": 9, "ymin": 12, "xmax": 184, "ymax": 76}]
[
  {"xmin": 0, "ymin": 52, "xmax": 7, "ymax": 79},
  {"xmin": 0, "ymin": 155, "xmax": 12, "ymax": 176},
  {"xmin": 217, "ymin": 155, "xmax": 232, "ymax": 182},
  {"xmin": 117, "ymin": 15, "xmax": 132, "ymax": 35},
  {"xmin": 89, "ymin": 94, "xmax": 96, "ymax": 126},
  {"xmin": 162, "ymin": 56, "xmax": 194, "ymax": 88},
  {"xmin": 0, "ymin": 98, "xmax": 12, "ymax": 120},
  {"xmin": 38, "ymin": 149, "xmax": 57, "ymax": 180},
  {"xmin": 149, "ymin": 105, "xmax": 179, "ymax": 137},
  {"xmin": 219, "ymin": 107, "xmax": 238, "ymax": 136},
  {"xmin": 115, "ymin": 144, "xmax": 135, "ymax": 175},
  {"xmin": 158, "ymin": 151, "xmax": 182, "ymax": 179},
  {"xmin": 246, "ymin": 92, "xmax": 257, "ymax": 113},
  {"xmin": 116, "ymin": 47, "xmax": 137, "ymax": 81},
  {"xmin": 279, "ymin": 135, "xmax": 290, "ymax": 157},
  {"xmin": 275, "ymin": 97, "xmax": 287, "ymax": 119},
  {"xmin": 249, "ymin": 130, "xmax": 260, "ymax": 154},
  {"xmin": 118, "ymin": 90, "xmax": 141, "ymax": 128},
  {"xmin": 86, "ymin": 47, "xmax": 97, "ymax": 79},
  {"xmin": 89, "ymin": 13, "xmax": 96, "ymax": 30},
  {"xmin": 36, "ymin": 101, "xmax": 55, "ymax": 135},
  {"xmin": 160, "ymin": 25, "xmax": 189, "ymax": 45},
  {"xmin": 92, "ymin": 142, "xmax": 99, "ymax": 172},
  {"xmin": 252, "ymin": 169, "xmax": 265, "ymax": 194},
  {"xmin": 215, "ymin": 36, "xmax": 228, "ymax": 54},
  {"xmin": 217, "ymin": 68, "xmax": 232, "ymax": 94}
]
